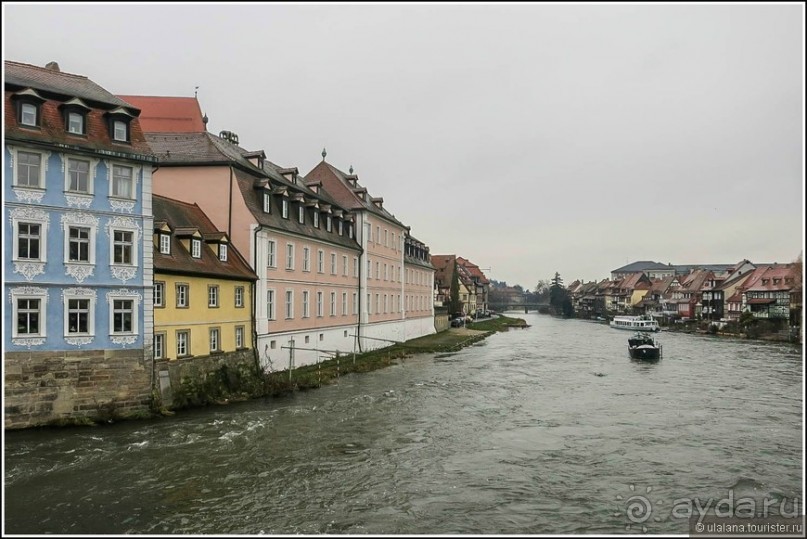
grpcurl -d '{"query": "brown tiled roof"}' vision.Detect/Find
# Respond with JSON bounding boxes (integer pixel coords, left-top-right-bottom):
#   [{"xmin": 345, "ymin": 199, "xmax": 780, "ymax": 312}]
[
  {"xmin": 153, "ymin": 195, "xmax": 257, "ymax": 281},
  {"xmin": 117, "ymin": 95, "xmax": 206, "ymax": 133},
  {"xmin": 744, "ymin": 265, "xmax": 795, "ymax": 292},
  {"xmin": 233, "ymin": 169, "xmax": 361, "ymax": 252},
  {"xmin": 145, "ymin": 131, "xmax": 265, "ymax": 175},
  {"xmin": 6, "ymin": 61, "xmax": 135, "ymax": 108},
  {"xmin": 431, "ymin": 255, "xmax": 456, "ymax": 287},
  {"xmin": 304, "ymin": 161, "xmax": 407, "ymax": 228},
  {"xmin": 5, "ymin": 62, "xmax": 153, "ymax": 159}
]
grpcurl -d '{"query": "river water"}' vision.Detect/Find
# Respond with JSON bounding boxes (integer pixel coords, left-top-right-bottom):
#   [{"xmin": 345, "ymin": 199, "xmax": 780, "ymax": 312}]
[{"xmin": 3, "ymin": 313, "xmax": 803, "ymax": 535}]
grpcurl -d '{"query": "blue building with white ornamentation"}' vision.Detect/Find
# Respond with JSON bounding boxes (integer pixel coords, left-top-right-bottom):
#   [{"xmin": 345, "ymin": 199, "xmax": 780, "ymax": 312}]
[{"xmin": 4, "ymin": 60, "xmax": 157, "ymax": 428}]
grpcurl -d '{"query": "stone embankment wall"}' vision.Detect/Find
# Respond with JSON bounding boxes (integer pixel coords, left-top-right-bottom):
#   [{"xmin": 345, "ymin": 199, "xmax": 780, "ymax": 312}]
[
  {"xmin": 156, "ymin": 349, "xmax": 263, "ymax": 410},
  {"xmin": 4, "ymin": 349, "xmax": 152, "ymax": 429}
]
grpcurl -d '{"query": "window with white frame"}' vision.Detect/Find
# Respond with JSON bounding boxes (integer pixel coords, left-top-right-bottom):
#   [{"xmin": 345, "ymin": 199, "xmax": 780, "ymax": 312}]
[
  {"xmin": 313, "ymin": 211, "xmax": 319, "ymax": 228},
  {"xmin": 65, "ymin": 297, "xmax": 93, "ymax": 335},
  {"xmin": 176, "ymin": 330, "xmax": 190, "ymax": 357},
  {"xmin": 303, "ymin": 247, "xmax": 310, "ymax": 272},
  {"xmin": 375, "ymin": 261, "xmax": 379, "ymax": 280},
  {"xmin": 376, "ymin": 226, "xmax": 380, "ymax": 244},
  {"xmin": 298, "ymin": 205, "xmax": 305, "ymax": 224},
  {"xmin": 16, "ymin": 222, "xmax": 42, "ymax": 260},
  {"xmin": 113, "ymin": 120, "xmax": 128, "ymax": 142},
  {"xmin": 348, "ymin": 223, "xmax": 353, "ymax": 239},
  {"xmin": 263, "ymin": 193, "xmax": 271, "ymax": 213},
  {"xmin": 303, "ymin": 290, "xmax": 310, "ymax": 318},
  {"xmin": 384, "ymin": 263, "xmax": 387, "ymax": 281},
  {"xmin": 317, "ymin": 291, "xmax": 323, "ymax": 317},
  {"xmin": 267, "ymin": 289, "xmax": 276, "ymax": 320},
  {"xmin": 326, "ymin": 215, "xmax": 332, "ymax": 232},
  {"xmin": 267, "ymin": 240, "xmax": 276, "ymax": 267},
  {"xmin": 353, "ymin": 293, "xmax": 358, "ymax": 314},
  {"xmin": 154, "ymin": 282, "xmax": 165, "ymax": 307},
  {"xmin": 154, "ymin": 333, "xmax": 165, "ymax": 359},
  {"xmin": 111, "ymin": 164, "xmax": 134, "ymax": 199},
  {"xmin": 342, "ymin": 255, "xmax": 348, "ymax": 276},
  {"xmin": 111, "ymin": 298, "xmax": 135, "ymax": 334},
  {"xmin": 219, "ymin": 244, "xmax": 228, "ymax": 262},
  {"xmin": 235, "ymin": 286, "xmax": 244, "ymax": 308},
  {"xmin": 367, "ymin": 293, "xmax": 371, "ymax": 314},
  {"xmin": 376, "ymin": 294, "xmax": 380, "ymax": 313},
  {"xmin": 12, "ymin": 290, "xmax": 47, "ymax": 339},
  {"xmin": 176, "ymin": 283, "xmax": 189, "ymax": 308},
  {"xmin": 113, "ymin": 230, "xmax": 134, "ymax": 265},
  {"xmin": 330, "ymin": 253, "xmax": 336, "ymax": 275},
  {"xmin": 20, "ymin": 103, "xmax": 38, "ymax": 126},
  {"xmin": 338, "ymin": 220, "xmax": 343, "ymax": 236},
  {"xmin": 67, "ymin": 158, "xmax": 91, "ymax": 193},
  {"xmin": 208, "ymin": 285, "xmax": 219, "ymax": 307},
  {"xmin": 159, "ymin": 233, "xmax": 170, "ymax": 254},
  {"xmin": 281, "ymin": 199, "xmax": 289, "ymax": 219},
  {"xmin": 330, "ymin": 292, "xmax": 336, "ymax": 316},
  {"xmin": 318, "ymin": 250, "xmax": 324, "ymax": 273},
  {"xmin": 209, "ymin": 328, "xmax": 220, "ymax": 352},
  {"xmin": 68, "ymin": 112, "xmax": 85, "ymax": 135},
  {"xmin": 286, "ymin": 243, "xmax": 295, "ymax": 270},
  {"xmin": 192, "ymin": 238, "xmax": 201, "ymax": 258},
  {"xmin": 16, "ymin": 151, "xmax": 42, "ymax": 188},
  {"xmin": 235, "ymin": 326, "xmax": 244, "ymax": 349},
  {"xmin": 285, "ymin": 290, "xmax": 294, "ymax": 319},
  {"xmin": 354, "ymin": 257, "xmax": 359, "ymax": 277},
  {"xmin": 384, "ymin": 294, "xmax": 388, "ymax": 313},
  {"xmin": 342, "ymin": 292, "xmax": 347, "ymax": 315},
  {"xmin": 384, "ymin": 229, "xmax": 388, "ymax": 247},
  {"xmin": 68, "ymin": 226, "xmax": 91, "ymax": 262}
]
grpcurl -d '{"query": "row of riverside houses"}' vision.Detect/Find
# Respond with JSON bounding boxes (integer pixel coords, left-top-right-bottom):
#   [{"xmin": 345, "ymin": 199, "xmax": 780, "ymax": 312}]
[
  {"xmin": 565, "ymin": 259, "xmax": 803, "ymax": 328},
  {"xmin": 4, "ymin": 60, "xmax": 437, "ymax": 429},
  {"xmin": 431, "ymin": 255, "xmax": 491, "ymax": 317}
]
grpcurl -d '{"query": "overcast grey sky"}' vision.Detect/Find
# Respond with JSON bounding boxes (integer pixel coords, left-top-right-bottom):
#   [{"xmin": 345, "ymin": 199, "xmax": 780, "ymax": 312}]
[{"xmin": 4, "ymin": 2, "xmax": 804, "ymax": 288}]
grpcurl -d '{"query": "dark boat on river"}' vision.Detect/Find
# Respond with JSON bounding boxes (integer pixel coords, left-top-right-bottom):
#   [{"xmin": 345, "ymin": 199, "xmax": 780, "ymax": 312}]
[{"xmin": 627, "ymin": 332, "xmax": 662, "ymax": 360}]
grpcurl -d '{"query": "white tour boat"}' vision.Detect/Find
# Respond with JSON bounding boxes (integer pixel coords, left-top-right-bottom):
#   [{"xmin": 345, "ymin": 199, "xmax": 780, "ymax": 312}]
[{"xmin": 609, "ymin": 315, "xmax": 660, "ymax": 332}]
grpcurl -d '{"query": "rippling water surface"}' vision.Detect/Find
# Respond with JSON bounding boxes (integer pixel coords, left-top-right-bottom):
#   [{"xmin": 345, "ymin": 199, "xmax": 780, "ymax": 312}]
[{"xmin": 4, "ymin": 314, "xmax": 803, "ymax": 534}]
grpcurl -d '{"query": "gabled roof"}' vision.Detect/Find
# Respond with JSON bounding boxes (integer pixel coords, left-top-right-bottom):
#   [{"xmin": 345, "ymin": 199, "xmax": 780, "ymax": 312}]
[
  {"xmin": 744, "ymin": 264, "xmax": 796, "ymax": 292},
  {"xmin": 304, "ymin": 161, "xmax": 407, "ymax": 229},
  {"xmin": 619, "ymin": 272, "xmax": 649, "ymax": 291},
  {"xmin": 117, "ymin": 95, "xmax": 206, "ymax": 133},
  {"xmin": 153, "ymin": 195, "xmax": 257, "ymax": 281},
  {"xmin": 431, "ymin": 255, "xmax": 456, "ymax": 287},
  {"xmin": 5, "ymin": 60, "xmax": 136, "ymax": 109},
  {"xmin": 456, "ymin": 256, "xmax": 489, "ymax": 284},
  {"xmin": 678, "ymin": 269, "xmax": 714, "ymax": 293}
]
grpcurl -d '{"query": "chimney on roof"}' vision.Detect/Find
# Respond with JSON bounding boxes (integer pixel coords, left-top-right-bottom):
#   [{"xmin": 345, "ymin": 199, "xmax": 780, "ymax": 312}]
[{"xmin": 45, "ymin": 61, "xmax": 60, "ymax": 72}]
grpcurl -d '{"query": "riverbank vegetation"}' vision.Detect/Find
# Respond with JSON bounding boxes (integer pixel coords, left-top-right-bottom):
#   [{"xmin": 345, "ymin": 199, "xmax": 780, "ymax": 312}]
[{"xmin": 264, "ymin": 314, "xmax": 527, "ymax": 395}]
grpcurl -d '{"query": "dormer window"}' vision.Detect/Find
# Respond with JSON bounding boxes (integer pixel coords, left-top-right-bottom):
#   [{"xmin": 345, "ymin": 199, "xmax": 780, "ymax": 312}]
[
  {"xmin": 348, "ymin": 223, "xmax": 353, "ymax": 239},
  {"xmin": 191, "ymin": 239, "xmax": 201, "ymax": 258},
  {"xmin": 105, "ymin": 107, "xmax": 134, "ymax": 144},
  {"xmin": 60, "ymin": 99, "xmax": 91, "ymax": 136},
  {"xmin": 338, "ymin": 220, "xmax": 343, "ymax": 236},
  {"xmin": 313, "ymin": 211, "xmax": 319, "ymax": 228},
  {"xmin": 298, "ymin": 205, "xmax": 305, "ymax": 224},
  {"xmin": 12, "ymin": 89, "xmax": 45, "ymax": 128},
  {"xmin": 326, "ymin": 215, "xmax": 332, "ymax": 232},
  {"xmin": 281, "ymin": 199, "xmax": 289, "ymax": 219},
  {"xmin": 219, "ymin": 244, "xmax": 228, "ymax": 262},
  {"xmin": 263, "ymin": 193, "xmax": 271, "ymax": 213},
  {"xmin": 159, "ymin": 233, "xmax": 171, "ymax": 254}
]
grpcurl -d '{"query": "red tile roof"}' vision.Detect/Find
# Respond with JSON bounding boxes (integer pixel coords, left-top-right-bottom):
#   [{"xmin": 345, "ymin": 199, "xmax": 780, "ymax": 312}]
[
  {"xmin": 153, "ymin": 195, "xmax": 257, "ymax": 281},
  {"xmin": 117, "ymin": 95, "xmax": 206, "ymax": 133}
]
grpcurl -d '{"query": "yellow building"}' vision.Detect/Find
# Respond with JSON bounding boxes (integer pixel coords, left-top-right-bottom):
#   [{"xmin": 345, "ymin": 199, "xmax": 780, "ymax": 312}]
[{"xmin": 152, "ymin": 195, "xmax": 257, "ymax": 360}]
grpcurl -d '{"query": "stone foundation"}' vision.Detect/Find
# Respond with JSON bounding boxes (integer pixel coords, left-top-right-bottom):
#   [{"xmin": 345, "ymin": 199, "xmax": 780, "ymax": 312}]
[{"xmin": 4, "ymin": 349, "xmax": 153, "ymax": 430}]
